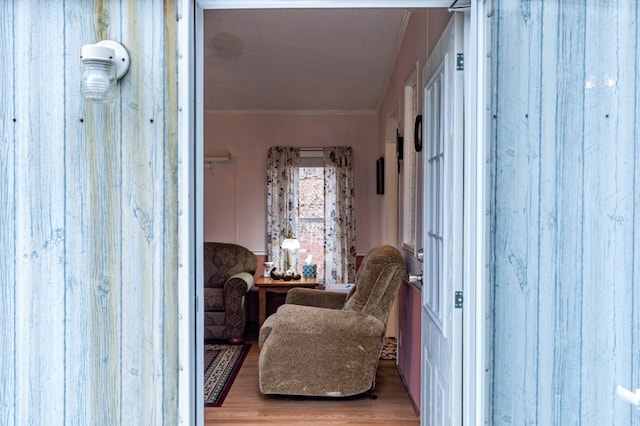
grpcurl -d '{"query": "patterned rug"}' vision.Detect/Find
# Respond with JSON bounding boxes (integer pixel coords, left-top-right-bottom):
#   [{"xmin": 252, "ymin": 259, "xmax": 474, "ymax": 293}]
[
  {"xmin": 204, "ymin": 343, "xmax": 251, "ymax": 407},
  {"xmin": 380, "ymin": 337, "xmax": 397, "ymax": 360}
]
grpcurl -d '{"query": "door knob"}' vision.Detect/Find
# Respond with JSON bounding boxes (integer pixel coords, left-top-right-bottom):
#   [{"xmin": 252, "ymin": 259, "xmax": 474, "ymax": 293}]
[
  {"xmin": 408, "ymin": 274, "xmax": 423, "ymax": 283},
  {"xmin": 416, "ymin": 248, "xmax": 424, "ymax": 262}
]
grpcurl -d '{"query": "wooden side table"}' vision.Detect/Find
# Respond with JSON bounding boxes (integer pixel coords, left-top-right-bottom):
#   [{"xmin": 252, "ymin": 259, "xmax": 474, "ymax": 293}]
[{"xmin": 255, "ymin": 276, "xmax": 319, "ymax": 328}]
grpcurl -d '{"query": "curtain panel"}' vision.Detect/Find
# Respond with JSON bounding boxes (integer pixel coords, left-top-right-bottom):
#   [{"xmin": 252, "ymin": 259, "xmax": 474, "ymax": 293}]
[
  {"xmin": 266, "ymin": 147, "xmax": 300, "ymax": 272},
  {"xmin": 323, "ymin": 147, "xmax": 356, "ymax": 283}
]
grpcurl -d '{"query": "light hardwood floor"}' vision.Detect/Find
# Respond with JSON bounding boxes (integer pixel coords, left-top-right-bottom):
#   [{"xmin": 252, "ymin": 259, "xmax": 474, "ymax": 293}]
[{"xmin": 205, "ymin": 339, "xmax": 420, "ymax": 425}]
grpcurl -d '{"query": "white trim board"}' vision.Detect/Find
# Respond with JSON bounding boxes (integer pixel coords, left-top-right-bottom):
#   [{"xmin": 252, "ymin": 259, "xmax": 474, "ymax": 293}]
[{"xmin": 198, "ymin": 0, "xmax": 452, "ymax": 9}]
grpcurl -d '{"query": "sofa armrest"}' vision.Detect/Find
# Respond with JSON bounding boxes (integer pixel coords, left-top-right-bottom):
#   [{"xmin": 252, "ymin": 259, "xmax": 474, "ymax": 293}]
[
  {"xmin": 224, "ymin": 271, "xmax": 254, "ymax": 293},
  {"xmin": 285, "ymin": 288, "xmax": 347, "ymax": 309},
  {"xmin": 222, "ymin": 271, "xmax": 254, "ymax": 339}
]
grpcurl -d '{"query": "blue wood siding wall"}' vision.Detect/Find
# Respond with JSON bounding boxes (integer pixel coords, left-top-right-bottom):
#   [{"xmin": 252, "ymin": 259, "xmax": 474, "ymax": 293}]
[
  {"xmin": 1, "ymin": 1, "xmax": 179, "ymax": 424},
  {"xmin": 491, "ymin": 0, "xmax": 640, "ymax": 424}
]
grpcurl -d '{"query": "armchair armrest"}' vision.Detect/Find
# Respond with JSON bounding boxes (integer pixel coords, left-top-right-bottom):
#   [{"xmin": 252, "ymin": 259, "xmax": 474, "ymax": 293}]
[
  {"xmin": 285, "ymin": 288, "xmax": 347, "ymax": 309},
  {"xmin": 271, "ymin": 303, "xmax": 384, "ymax": 335}
]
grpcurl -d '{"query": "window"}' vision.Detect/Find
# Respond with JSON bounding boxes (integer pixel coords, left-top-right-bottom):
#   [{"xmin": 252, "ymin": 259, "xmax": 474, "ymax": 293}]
[
  {"xmin": 266, "ymin": 147, "xmax": 356, "ymax": 284},
  {"xmin": 424, "ymin": 61, "xmax": 446, "ymax": 332},
  {"xmin": 298, "ymin": 154, "xmax": 325, "ymax": 280},
  {"xmin": 402, "ymin": 63, "xmax": 420, "ymax": 253}
]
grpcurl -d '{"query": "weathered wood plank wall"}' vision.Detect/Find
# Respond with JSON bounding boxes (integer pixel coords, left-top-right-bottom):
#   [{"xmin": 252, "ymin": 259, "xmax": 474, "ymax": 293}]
[
  {"xmin": 1, "ymin": 0, "xmax": 180, "ymax": 424},
  {"xmin": 491, "ymin": 0, "xmax": 640, "ymax": 424}
]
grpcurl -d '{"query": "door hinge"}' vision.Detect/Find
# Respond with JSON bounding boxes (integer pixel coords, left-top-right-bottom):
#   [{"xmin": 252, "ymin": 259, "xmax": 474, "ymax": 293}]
[
  {"xmin": 456, "ymin": 53, "xmax": 464, "ymax": 71},
  {"xmin": 455, "ymin": 291, "xmax": 463, "ymax": 308}
]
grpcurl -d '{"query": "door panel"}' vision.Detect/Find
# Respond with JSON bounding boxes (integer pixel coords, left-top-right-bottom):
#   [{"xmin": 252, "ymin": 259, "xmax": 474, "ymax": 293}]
[{"xmin": 420, "ymin": 13, "xmax": 464, "ymax": 426}]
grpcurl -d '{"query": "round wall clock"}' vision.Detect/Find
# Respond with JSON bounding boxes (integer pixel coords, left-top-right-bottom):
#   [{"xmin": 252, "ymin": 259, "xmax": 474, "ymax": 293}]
[{"xmin": 414, "ymin": 115, "xmax": 423, "ymax": 152}]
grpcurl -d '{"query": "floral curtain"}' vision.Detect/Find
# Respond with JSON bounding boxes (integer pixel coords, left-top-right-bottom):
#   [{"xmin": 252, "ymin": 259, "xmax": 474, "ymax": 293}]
[
  {"xmin": 266, "ymin": 147, "xmax": 299, "ymax": 272},
  {"xmin": 323, "ymin": 147, "xmax": 356, "ymax": 283}
]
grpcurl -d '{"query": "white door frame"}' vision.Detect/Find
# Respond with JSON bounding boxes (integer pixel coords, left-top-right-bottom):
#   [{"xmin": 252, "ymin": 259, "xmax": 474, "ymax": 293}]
[
  {"xmin": 177, "ymin": 1, "xmax": 489, "ymax": 425},
  {"xmin": 462, "ymin": 2, "xmax": 490, "ymax": 424}
]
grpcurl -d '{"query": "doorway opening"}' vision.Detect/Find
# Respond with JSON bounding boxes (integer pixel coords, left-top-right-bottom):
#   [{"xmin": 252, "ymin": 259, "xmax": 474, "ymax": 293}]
[{"xmin": 184, "ymin": 2, "xmax": 487, "ymax": 425}]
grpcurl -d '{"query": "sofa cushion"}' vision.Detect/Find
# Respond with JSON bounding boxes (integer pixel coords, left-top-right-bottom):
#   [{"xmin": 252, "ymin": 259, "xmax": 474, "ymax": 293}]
[
  {"xmin": 204, "ymin": 313, "xmax": 226, "ymax": 340},
  {"xmin": 203, "ymin": 287, "xmax": 224, "ymax": 311},
  {"xmin": 204, "ymin": 311, "xmax": 226, "ymax": 327}
]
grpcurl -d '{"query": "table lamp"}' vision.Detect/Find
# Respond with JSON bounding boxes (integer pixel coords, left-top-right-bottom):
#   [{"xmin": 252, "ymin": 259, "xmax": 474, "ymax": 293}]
[{"xmin": 281, "ymin": 232, "xmax": 301, "ymax": 273}]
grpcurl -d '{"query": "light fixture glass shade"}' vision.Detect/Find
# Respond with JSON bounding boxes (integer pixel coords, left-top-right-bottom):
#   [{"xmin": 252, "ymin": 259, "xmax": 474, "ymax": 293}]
[
  {"xmin": 81, "ymin": 58, "xmax": 116, "ymax": 103},
  {"xmin": 80, "ymin": 41, "xmax": 129, "ymax": 104},
  {"xmin": 81, "ymin": 45, "xmax": 117, "ymax": 103}
]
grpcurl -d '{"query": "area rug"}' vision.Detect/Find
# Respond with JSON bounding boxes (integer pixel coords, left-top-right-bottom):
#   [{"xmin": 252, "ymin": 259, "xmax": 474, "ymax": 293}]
[
  {"xmin": 204, "ymin": 343, "xmax": 251, "ymax": 407},
  {"xmin": 380, "ymin": 337, "xmax": 397, "ymax": 360}
]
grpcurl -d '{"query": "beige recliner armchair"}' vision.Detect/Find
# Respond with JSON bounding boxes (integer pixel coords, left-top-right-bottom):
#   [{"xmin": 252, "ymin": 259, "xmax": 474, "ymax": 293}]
[{"xmin": 258, "ymin": 245, "xmax": 407, "ymax": 397}]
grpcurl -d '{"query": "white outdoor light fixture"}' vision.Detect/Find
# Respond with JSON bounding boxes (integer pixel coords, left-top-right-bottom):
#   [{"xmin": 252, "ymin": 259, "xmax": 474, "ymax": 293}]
[{"xmin": 81, "ymin": 40, "xmax": 130, "ymax": 103}]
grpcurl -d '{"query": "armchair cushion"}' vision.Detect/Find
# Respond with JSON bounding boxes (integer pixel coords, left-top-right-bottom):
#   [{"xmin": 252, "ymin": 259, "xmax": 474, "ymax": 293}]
[
  {"xmin": 343, "ymin": 244, "xmax": 405, "ymax": 324},
  {"xmin": 284, "ymin": 287, "xmax": 348, "ymax": 309}
]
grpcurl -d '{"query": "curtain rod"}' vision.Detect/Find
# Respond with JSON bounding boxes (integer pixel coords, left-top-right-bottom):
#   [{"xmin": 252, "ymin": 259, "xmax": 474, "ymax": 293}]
[{"xmin": 299, "ymin": 148, "xmax": 323, "ymax": 158}]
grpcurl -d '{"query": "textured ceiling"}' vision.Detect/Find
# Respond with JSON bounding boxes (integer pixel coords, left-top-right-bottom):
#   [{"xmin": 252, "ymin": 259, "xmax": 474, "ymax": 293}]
[{"xmin": 203, "ymin": 8, "xmax": 411, "ymax": 112}]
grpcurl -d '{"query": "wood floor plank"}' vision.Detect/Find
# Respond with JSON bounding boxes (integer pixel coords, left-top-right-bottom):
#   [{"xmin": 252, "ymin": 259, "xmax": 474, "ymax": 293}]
[{"xmin": 205, "ymin": 339, "xmax": 419, "ymax": 425}]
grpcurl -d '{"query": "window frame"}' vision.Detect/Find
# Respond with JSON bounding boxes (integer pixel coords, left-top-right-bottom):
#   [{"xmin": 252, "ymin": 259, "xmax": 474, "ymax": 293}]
[
  {"xmin": 423, "ymin": 59, "xmax": 446, "ymax": 334},
  {"xmin": 401, "ymin": 62, "xmax": 420, "ymax": 255},
  {"xmin": 297, "ymin": 150, "xmax": 325, "ymax": 279}
]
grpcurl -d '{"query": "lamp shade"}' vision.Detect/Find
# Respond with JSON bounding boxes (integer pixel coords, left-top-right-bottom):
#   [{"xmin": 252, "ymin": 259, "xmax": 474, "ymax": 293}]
[{"xmin": 281, "ymin": 237, "xmax": 300, "ymax": 250}]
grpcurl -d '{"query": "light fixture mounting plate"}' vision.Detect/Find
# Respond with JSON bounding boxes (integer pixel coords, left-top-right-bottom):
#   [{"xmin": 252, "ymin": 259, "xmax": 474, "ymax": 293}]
[{"xmin": 96, "ymin": 40, "xmax": 129, "ymax": 80}]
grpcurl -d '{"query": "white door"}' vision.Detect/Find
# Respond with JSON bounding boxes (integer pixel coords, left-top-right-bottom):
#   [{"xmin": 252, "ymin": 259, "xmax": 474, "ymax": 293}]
[{"xmin": 420, "ymin": 13, "xmax": 464, "ymax": 426}]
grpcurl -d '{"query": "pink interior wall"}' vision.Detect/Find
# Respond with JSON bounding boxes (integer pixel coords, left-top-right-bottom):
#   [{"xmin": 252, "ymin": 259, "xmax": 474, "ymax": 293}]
[
  {"xmin": 397, "ymin": 282, "xmax": 423, "ymax": 411},
  {"xmin": 203, "ymin": 113, "xmax": 383, "ymax": 255},
  {"xmin": 378, "ymin": 9, "xmax": 452, "ymax": 141}
]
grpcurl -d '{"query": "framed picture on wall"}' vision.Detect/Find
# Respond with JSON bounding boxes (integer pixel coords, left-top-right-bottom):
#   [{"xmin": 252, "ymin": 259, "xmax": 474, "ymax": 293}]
[{"xmin": 376, "ymin": 157, "xmax": 384, "ymax": 195}]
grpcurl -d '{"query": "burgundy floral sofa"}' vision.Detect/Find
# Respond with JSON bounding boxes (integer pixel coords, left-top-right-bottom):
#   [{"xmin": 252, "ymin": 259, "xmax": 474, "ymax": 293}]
[{"xmin": 203, "ymin": 242, "xmax": 257, "ymax": 343}]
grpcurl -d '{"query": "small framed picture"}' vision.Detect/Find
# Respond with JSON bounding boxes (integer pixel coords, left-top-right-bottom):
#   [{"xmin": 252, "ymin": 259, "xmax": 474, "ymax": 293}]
[{"xmin": 376, "ymin": 157, "xmax": 384, "ymax": 195}]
